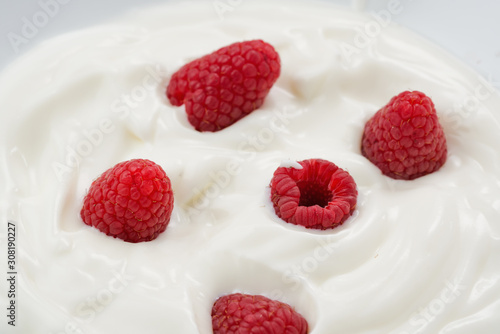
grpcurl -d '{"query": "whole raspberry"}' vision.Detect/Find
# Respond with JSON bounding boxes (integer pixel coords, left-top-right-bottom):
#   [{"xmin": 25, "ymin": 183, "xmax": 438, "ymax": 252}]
[
  {"xmin": 166, "ymin": 39, "xmax": 281, "ymax": 132},
  {"xmin": 212, "ymin": 293, "xmax": 308, "ymax": 334},
  {"xmin": 270, "ymin": 159, "xmax": 357, "ymax": 230},
  {"xmin": 361, "ymin": 91, "xmax": 447, "ymax": 180},
  {"xmin": 80, "ymin": 159, "xmax": 174, "ymax": 243}
]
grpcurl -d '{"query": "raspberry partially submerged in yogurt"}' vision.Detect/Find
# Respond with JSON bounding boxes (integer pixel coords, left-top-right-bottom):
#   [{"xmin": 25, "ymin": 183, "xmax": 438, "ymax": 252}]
[
  {"xmin": 361, "ymin": 90, "xmax": 447, "ymax": 180},
  {"xmin": 212, "ymin": 293, "xmax": 308, "ymax": 334},
  {"xmin": 270, "ymin": 159, "xmax": 358, "ymax": 230},
  {"xmin": 166, "ymin": 39, "xmax": 281, "ymax": 132},
  {"xmin": 80, "ymin": 159, "xmax": 174, "ymax": 243}
]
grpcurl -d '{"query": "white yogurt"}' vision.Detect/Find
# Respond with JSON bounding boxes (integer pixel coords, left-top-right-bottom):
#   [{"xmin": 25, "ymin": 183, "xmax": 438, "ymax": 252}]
[{"xmin": 1, "ymin": 1, "xmax": 500, "ymax": 333}]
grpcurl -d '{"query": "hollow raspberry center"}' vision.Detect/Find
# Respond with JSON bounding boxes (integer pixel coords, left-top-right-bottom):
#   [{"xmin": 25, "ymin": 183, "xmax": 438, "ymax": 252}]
[{"xmin": 296, "ymin": 180, "xmax": 332, "ymax": 208}]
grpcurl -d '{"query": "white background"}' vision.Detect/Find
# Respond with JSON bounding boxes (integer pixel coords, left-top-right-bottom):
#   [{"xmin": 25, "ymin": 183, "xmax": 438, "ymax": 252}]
[{"xmin": 0, "ymin": 0, "xmax": 499, "ymax": 84}]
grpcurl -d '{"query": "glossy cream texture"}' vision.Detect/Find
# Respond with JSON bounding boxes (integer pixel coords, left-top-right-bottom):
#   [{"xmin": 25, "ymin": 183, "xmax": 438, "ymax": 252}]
[{"xmin": 1, "ymin": 1, "xmax": 500, "ymax": 333}]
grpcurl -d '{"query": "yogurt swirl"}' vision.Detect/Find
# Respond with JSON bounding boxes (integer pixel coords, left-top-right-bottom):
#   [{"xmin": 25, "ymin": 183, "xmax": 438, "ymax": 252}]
[{"xmin": 1, "ymin": 1, "xmax": 500, "ymax": 333}]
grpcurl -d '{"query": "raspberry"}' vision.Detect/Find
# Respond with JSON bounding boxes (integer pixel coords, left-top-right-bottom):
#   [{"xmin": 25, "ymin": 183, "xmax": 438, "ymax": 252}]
[
  {"xmin": 80, "ymin": 159, "xmax": 174, "ymax": 243},
  {"xmin": 361, "ymin": 91, "xmax": 447, "ymax": 180},
  {"xmin": 270, "ymin": 159, "xmax": 357, "ymax": 230},
  {"xmin": 166, "ymin": 39, "xmax": 281, "ymax": 132},
  {"xmin": 212, "ymin": 293, "xmax": 308, "ymax": 334}
]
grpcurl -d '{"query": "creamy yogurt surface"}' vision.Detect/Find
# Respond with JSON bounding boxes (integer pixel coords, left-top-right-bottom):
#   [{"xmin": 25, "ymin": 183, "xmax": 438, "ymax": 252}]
[{"xmin": 1, "ymin": 0, "xmax": 500, "ymax": 333}]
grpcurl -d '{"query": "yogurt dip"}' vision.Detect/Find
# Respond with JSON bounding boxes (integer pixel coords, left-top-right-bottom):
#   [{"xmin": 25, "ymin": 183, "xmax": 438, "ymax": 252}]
[{"xmin": 1, "ymin": 0, "xmax": 500, "ymax": 333}]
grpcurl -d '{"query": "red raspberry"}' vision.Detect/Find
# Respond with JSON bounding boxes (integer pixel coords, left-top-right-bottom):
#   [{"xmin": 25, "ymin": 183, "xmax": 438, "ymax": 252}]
[
  {"xmin": 166, "ymin": 39, "xmax": 281, "ymax": 132},
  {"xmin": 361, "ymin": 91, "xmax": 447, "ymax": 180},
  {"xmin": 212, "ymin": 293, "xmax": 308, "ymax": 334},
  {"xmin": 80, "ymin": 159, "xmax": 174, "ymax": 243},
  {"xmin": 270, "ymin": 159, "xmax": 357, "ymax": 230}
]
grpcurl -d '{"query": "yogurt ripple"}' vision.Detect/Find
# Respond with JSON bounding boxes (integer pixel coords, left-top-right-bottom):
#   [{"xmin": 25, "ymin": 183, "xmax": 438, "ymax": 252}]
[{"xmin": 0, "ymin": 1, "xmax": 500, "ymax": 333}]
